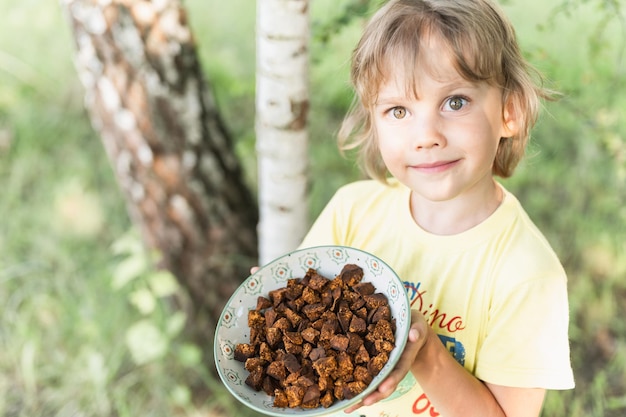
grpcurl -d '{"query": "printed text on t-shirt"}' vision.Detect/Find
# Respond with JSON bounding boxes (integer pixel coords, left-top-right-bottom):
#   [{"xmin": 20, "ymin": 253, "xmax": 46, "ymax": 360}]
[{"xmin": 404, "ymin": 281, "xmax": 466, "ymax": 332}]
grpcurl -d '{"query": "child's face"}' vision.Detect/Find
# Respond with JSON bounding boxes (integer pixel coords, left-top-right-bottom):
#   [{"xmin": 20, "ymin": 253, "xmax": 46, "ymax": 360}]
[{"xmin": 372, "ymin": 35, "xmax": 517, "ymax": 203}]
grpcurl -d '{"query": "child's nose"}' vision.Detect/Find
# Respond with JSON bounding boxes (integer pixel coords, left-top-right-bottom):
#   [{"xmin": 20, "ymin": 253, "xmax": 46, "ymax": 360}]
[{"xmin": 411, "ymin": 112, "xmax": 444, "ymax": 149}]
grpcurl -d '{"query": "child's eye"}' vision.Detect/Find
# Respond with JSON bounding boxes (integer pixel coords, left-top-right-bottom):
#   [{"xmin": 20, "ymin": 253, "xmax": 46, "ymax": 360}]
[
  {"xmin": 444, "ymin": 96, "xmax": 469, "ymax": 111},
  {"xmin": 389, "ymin": 106, "xmax": 408, "ymax": 119}
]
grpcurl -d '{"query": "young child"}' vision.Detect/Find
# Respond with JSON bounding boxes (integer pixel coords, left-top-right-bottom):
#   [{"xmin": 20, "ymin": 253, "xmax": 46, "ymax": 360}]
[{"xmin": 299, "ymin": 0, "xmax": 575, "ymax": 416}]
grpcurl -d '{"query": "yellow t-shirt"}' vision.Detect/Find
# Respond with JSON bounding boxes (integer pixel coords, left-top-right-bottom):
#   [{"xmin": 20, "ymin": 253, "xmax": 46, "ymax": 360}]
[{"xmin": 300, "ymin": 179, "xmax": 575, "ymax": 417}]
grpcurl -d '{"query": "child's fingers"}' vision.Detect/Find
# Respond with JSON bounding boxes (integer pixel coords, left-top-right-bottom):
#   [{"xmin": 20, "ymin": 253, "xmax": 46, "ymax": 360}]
[
  {"xmin": 343, "ymin": 400, "xmax": 363, "ymax": 413},
  {"xmin": 343, "ymin": 368, "xmax": 402, "ymax": 413}
]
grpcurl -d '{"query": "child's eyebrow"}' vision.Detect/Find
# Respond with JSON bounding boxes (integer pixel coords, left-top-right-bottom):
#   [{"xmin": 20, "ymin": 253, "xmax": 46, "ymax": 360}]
[
  {"xmin": 374, "ymin": 96, "xmax": 405, "ymax": 105},
  {"xmin": 437, "ymin": 77, "xmax": 481, "ymax": 90}
]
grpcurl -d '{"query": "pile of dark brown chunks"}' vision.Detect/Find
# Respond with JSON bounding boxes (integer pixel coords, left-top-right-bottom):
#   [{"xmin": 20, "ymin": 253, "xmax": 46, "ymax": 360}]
[{"xmin": 234, "ymin": 264, "xmax": 396, "ymax": 409}]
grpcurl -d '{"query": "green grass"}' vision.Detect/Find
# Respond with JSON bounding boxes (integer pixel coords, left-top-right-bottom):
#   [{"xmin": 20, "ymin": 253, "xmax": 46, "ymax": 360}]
[{"xmin": 1, "ymin": 0, "xmax": 625, "ymax": 416}]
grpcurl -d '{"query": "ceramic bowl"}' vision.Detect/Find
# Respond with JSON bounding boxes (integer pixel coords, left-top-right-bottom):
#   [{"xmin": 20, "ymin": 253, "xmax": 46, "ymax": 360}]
[{"xmin": 214, "ymin": 245, "xmax": 411, "ymax": 416}]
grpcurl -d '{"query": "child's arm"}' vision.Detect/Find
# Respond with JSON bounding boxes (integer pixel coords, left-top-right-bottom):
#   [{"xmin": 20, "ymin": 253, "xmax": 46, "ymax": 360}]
[
  {"xmin": 484, "ymin": 383, "xmax": 545, "ymax": 417},
  {"xmin": 345, "ymin": 310, "xmax": 546, "ymax": 417}
]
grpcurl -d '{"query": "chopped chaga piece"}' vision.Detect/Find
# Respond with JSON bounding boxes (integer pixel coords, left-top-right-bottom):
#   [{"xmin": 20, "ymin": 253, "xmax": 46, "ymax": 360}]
[
  {"xmin": 301, "ymin": 286, "xmax": 320, "ymax": 304},
  {"xmin": 330, "ymin": 285, "xmax": 342, "ymax": 311},
  {"xmin": 333, "ymin": 380, "xmax": 345, "ymax": 401},
  {"xmin": 339, "ymin": 264, "xmax": 364, "ymax": 286},
  {"xmin": 353, "ymin": 365, "xmax": 373, "ymax": 385},
  {"xmin": 353, "ymin": 282, "xmax": 376, "ymax": 296},
  {"xmin": 284, "ymin": 370, "xmax": 301, "ymax": 387},
  {"xmin": 320, "ymin": 317, "xmax": 339, "ymax": 341},
  {"xmin": 273, "ymin": 316, "xmax": 292, "ymax": 332},
  {"xmin": 373, "ymin": 339, "xmax": 395, "ymax": 355},
  {"xmin": 342, "ymin": 289, "xmax": 360, "ymax": 306},
  {"xmin": 300, "ymin": 359, "xmax": 315, "ymax": 379},
  {"xmin": 273, "ymin": 389, "xmax": 289, "ymax": 408},
  {"xmin": 337, "ymin": 301, "xmax": 353, "ymax": 332},
  {"xmin": 317, "ymin": 339, "xmax": 331, "ymax": 352},
  {"xmin": 286, "ymin": 385, "xmax": 305, "ymax": 408},
  {"xmin": 363, "ymin": 293, "xmax": 389, "ymax": 310},
  {"xmin": 302, "ymin": 342, "xmax": 313, "ymax": 359},
  {"xmin": 320, "ymin": 287, "xmax": 334, "ymax": 308},
  {"xmin": 369, "ymin": 305, "xmax": 391, "ymax": 323},
  {"xmin": 283, "ymin": 307, "xmax": 303, "ymax": 328},
  {"xmin": 312, "ymin": 356, "xmax": 337, "ymax": 378},
  {"xmin": 283, "ymin": 353, "xmax": 302, "ymax": 374},
  {"xmin": 309, "ymin": 346, "xmax": 326, "ymax": 361},
  {"xmin": 336, "ymin": 351, "xmax": 354, "ymax": 380},
  {"xmin": 284, "ymin": 339, "xmax": 303, "ymax": 355},
  {"xmin": 245, "ymin": 366, "xmax": 265, "ymax": 391},
  {"xmin": 321, "ymin": 310, "xmax": 338, "ymax": 321},
  {"xmin": 318, "ymin": 374, "xmax": 333, "ymax": 392},
  {"xmin": 256, "ymin": 296, "xmax": 272, "ymax": 310},
  {"xmin": 328, "ymin": 278, "xmax": 344, "ymax": 292},
  {"xmin": 368, "ymin": 352, "xmax": 389, "ymax": 377},
  {"xmin": 354, "ymin": 344, "xmax": 370, "ymax": 364},
  {"xmin": 296, "ymin": 374, "xmax": 316, "ymax": 388},
  {"xmin": 273, "ymin": 349, "xmax": 287, "ymax": 361},
  {"xmin": 330, "ymin": 334, "xmax": 349, "ymax": 352},
  {"xmin": 347, "ymin": 333, "xmax": 364, "ymax": 354},
  {"xmin": 262, "ymin": 375, "xmax": 277, "ymax": 395},
  {"xmin": 307, "ymin": 270, "xmax": 329, "ymax": 291},
  {"xmin": 259, "ymin": 342, "xmax": 274, "ymax": 363},
  {"xmin": 244, "ymin": 357, "xmax": 265, "ymax": 372},
  {"xmin": 353, "ymin": 306, "xmax": 368, "ymax": 320},
  {"xmin": 311, "ymin": 318, "xmax": 324, "ymax": 331},
  {"xmin": 320, "ymin": 390, "xmax": 335, "ymax": 408},
  {"xmin": 234, "ymin": 343, "xmax": 255, "ymax": 362},
  {"xmin": 351, "ymin": 297, "xmax": 366, "ymax": 311},
  {"xmin": 302, "ymin": 303, "xmax": 326, "ymax": 321},
  {"xmin": 287, "ymin": 297, "xmax": 306, "ymax": 312},
  {"xmin": 367, "ymin": 319, "xmax": 395, "ymax": 343},
  {"xmin": 349, "ymin": 315, "xmax": 367, "ymax": 334},
  {"xmin": 266, "ymin": 327, "xmax": 283, "ymax": 349},
  {"xmin": 249, "ymin": 326, "xmax": 265, "ymax": 345},
  {"xmin": 269, "ymin": 287, "xmax": 289, "ymax": 307},
  {"xmin": 301, "ymin": 327, "xmax": 320, "ymax": 344},
  {"xmin": 301, "ymin": 269, "xmax": 313, "ymax": 285},
  {"xmin": 301, "ymin": 385, "xmax": 321, "ymax": 409},
  {"xmin": 266, "ymin": 360, "xmax": 287, "ymax": 381},
  {"xmin": 297, "ymin": 318, "xmax": 312, "ymax": 332},
  {"xmin": 343, "ymin": 381, "xmax": 367, "ymax": 399},
  {"xmin": 285, "ymin": 280, "xmax": 304, "ymax": 300},
  {"xmin": 284, "ymin": 331, "xmax": 303, "ymax": 346},
  {"xmin": 248, "ymin": 310, "xmax": 265, "ymax": 327},
  {"xmin": 264, "ymin": 307, "xmax": 279, "ymax": 328}
]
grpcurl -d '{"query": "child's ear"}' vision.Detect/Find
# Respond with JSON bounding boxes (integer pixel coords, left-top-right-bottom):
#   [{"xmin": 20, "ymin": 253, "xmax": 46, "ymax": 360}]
[{"xmin": 501, "ymin": 95, "xmax": 521, "ymax": 138}]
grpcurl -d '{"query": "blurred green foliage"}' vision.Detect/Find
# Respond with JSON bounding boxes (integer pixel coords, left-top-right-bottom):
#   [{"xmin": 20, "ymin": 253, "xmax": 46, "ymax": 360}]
[{"xmin": 0, "ymin": 0, "xmax": 624, "ymax": 416}]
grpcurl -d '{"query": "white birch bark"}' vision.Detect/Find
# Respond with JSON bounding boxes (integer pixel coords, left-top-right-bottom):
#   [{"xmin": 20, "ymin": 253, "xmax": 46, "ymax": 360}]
[{"xmin": 256, "ymin": 0, "xmax": 310, "ymax": 265}]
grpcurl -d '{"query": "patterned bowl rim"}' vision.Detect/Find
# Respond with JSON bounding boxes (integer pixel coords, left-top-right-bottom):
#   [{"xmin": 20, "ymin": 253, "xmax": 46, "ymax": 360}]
[{"xmin": 213, "ymin": 245, "xmax": 411, "ymax": 417}]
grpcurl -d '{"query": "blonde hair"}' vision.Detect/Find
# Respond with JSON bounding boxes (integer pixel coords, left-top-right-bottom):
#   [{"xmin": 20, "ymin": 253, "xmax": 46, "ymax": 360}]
[{"xmin": 339, "ymin": 0, "xmax": 553, "ymax": 182}]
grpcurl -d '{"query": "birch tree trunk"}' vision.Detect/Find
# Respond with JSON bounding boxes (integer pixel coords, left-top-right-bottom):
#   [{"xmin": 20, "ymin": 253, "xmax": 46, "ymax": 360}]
[
  {"xmin": 61, "ymin": 0, "xmax": 258, "ymax": 343},
  {"xmin": 256, "ymin": 0, "xmax": 310, "ymax": 265}
]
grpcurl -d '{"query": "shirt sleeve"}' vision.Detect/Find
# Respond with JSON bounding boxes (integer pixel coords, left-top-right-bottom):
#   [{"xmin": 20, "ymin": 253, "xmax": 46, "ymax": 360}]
[{"xmin": 475, "ymin": 265, "xmax": 575, "ymax": 389}]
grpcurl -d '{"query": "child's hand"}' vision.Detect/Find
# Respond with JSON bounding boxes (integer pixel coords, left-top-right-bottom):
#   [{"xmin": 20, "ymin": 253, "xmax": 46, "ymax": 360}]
[
  {"xmin": 250, "ymin": 266, "xmax": 259, "ymax": 274},
  {"xmin": 344, "ymin": 309, "xmax": 430, "ymax": 414}
]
